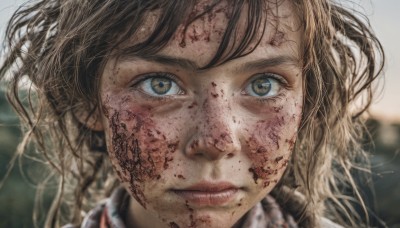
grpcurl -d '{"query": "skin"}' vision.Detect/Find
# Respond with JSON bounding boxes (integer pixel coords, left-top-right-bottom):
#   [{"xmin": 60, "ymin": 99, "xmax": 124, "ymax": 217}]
[{"xmin": 97, "ymin": 0, "xmax": 303, "ymax": 227}]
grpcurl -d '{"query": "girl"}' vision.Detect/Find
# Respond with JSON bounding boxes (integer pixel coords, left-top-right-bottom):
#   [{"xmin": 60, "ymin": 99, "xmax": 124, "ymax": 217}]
[{"xmin": 0, "ymin": 0, "xmax": 385, "ymax": 227}]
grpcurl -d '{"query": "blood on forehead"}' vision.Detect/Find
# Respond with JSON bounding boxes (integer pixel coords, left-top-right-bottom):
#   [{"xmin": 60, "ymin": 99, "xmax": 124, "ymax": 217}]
[
  {"xmin": 177, "ymin": 0, "xmax": 300, "ymax": 47},
  {"xmin": 174, "ymin": 0, "xmax": 231, "ymax": 47},
  {"xmin": 117, "ymin": 0, "xmax": 300, "ymax": 67}
]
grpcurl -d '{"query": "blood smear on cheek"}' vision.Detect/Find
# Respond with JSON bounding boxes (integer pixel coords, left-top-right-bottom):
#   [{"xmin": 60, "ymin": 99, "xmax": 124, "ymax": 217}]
[
  {"xmin": 107, "ymin": 109, "xmax": 179, "ymax": 207},
  {"xmin": 245, "ymin": 115, "xmax": 292, "ymax": 187}
]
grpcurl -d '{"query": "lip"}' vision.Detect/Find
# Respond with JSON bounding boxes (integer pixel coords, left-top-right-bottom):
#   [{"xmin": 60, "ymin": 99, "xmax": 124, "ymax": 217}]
[{"xmin": 172, "ymin": 181, "xmax": 240, "ymax": 206}]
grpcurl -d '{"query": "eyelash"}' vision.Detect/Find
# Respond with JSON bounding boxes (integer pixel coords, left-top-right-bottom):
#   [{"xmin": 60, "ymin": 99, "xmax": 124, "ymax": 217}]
[
  {"xmin": 130, "ymin": 72, "xmax": 184, "ymax": 100},
  {"xmin": 130, "ymin": 72, "xmax": 289, "ymax": 104},
  {"xmin": 256, "ymin": 95, "xmax": 283, "ymax": 104},
  {"xmin": 243, "ymin": 73, "xmax": 289, "ymax": 103}
]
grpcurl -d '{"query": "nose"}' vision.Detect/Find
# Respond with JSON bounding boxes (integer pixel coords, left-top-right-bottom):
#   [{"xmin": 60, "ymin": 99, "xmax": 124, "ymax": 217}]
[{"xmin": 184, "ymin": 95, "xmax": 240, "ymax": 160}]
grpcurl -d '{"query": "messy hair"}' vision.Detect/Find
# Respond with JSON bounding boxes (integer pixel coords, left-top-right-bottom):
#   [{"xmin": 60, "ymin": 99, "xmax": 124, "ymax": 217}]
[{"xmin": 0, "ymin": 0, "xmax": 384, "ymax": 227}]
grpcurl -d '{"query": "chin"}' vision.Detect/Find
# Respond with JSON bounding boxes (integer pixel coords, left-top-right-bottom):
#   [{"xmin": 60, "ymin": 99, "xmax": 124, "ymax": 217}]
[
  {"xmin": 164, "ymin": 210, "xmax": 243, "ymax": 228},
  {"xmin": 155, "ymin": 207, "xmax": 246, "ymax": 228}
]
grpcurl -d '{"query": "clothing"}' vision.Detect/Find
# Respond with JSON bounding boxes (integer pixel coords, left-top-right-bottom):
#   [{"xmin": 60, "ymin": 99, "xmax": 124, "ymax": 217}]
[{"xmin": 65, "ymin": 187, "xmax": 342, "ymax": 228}]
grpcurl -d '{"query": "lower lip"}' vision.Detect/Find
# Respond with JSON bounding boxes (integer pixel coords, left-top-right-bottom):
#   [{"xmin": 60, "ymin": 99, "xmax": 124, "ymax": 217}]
[{"xmin": 173, "ymin": 188, "xmax": 239, "ymax": 206}]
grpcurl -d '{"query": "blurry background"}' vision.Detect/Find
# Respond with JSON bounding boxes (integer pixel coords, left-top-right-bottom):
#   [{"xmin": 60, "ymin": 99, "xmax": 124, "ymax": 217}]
[{"xmin": 1, "ymin": 0, "xmax": 399, "ymax": 227}]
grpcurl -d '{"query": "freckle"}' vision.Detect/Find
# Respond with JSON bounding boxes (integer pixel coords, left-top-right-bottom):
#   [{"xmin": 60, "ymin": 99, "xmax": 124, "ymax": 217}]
[
  {"xmin": 211, "ymin": 82, "xmax": 217, "ymax": 87},
  {"xmin": 273, "ymin": 106, "xmax": 283, "ymax": 113},
  {"xmin": 190, "ymin": 139, "xmax": 199, "ymax": 149},
  {"xmin": 282, "ymin": 159, "xmax": 289, "ymax": 167},
  {"xmin": 237, "ymin": 203, "xmax": 242, "ymax": 207},
  {"xmin": 269, "ymin": 30, "xmax": 285, "ymax": 46},
  {"xmin": 177, "ymin": 174, "xmax": 186, "ymax": 179},
  {"xmin": 263, "ymin": 180, "xmax": 271, "ymax": 188},
  {"xmin": 227, "ymin": 153, "xmax": 234, "ymax": 158},
  {"xmin": 179, "ymin": 40, "xmax": 186, "ymax": 48},
  {"xmin": 256, "ymin": 147, "xmax": 267, "ymax": 153},
  {"xmin": 202, "ymin": 98, "xmax": 208, "ymax": 108},
  {"xmin": 275, "ymin": 156, "xmax": 284, "ymax": 163},
  {"xmin": 188, "ymin": 101, "xmax": 198, "ymax": 109},
  {"xmin": 211, "ymin": 92, "xmax": 219, "ymax": 98}
]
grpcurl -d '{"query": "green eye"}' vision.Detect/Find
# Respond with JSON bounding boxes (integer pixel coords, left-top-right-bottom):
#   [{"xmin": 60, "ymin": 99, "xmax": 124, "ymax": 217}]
[
  {"xmin": 137, "ymin": 74, "xmax": 182, "ymax": 97},
  {"xmin": 251, "ymin": 78, "xmax": 272, "ymax": 96},
  {"xmin": 150, "ymin": 77, "xmax": 172, "ymax": 95},
  {"xmin": 244, "ymin": 74, "xmax": 282, "ymax": 98}
]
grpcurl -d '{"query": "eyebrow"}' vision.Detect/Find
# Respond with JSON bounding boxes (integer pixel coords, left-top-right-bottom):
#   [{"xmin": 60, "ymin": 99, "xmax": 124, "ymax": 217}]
[
  {"xmin": 237, "ymin": 56, "xmax": 300, "ymax": 73},
  {"xmin": 120, "ymin": 53, "xmax": 199, "ymax": 70},
  {"xmin": 119, "ymin": 53, "xmax": 299, "ymax": 72}
]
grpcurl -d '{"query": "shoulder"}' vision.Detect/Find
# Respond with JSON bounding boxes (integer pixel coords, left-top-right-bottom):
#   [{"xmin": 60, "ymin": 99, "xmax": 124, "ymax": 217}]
[
  {"xmin": 62, "ymin": 187, "xmax": 128, "ymax": 228},
  {"xmin": 62, "ymin": 202, "xmax": 106, "ymax": 228}
]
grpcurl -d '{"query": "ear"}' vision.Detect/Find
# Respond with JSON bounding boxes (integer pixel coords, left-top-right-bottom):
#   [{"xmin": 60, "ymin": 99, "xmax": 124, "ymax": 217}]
[{"xmin": 74, "ymin": 106, "xmax": 104, "ymax": 131}]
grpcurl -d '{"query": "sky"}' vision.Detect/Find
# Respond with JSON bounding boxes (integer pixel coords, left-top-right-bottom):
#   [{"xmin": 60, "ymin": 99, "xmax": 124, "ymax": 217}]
[
  {"xmin": 360, "ymin": 0, "xmax": 400, "ymax": 121},
  {"xmin": 1, "ymin": 0, "xmax": 399, "ymax": 120}
]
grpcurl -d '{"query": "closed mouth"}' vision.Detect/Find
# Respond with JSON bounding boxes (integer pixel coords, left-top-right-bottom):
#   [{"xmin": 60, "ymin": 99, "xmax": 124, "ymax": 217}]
[{"xmin": 172, "ymin": 181, "xmax": 240, "ymax": 206}]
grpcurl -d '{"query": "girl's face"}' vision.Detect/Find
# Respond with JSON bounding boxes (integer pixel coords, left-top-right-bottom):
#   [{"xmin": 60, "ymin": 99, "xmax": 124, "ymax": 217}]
[{"xmin": 99, "ymin": 0, "xmax": 303, "ymax": 227}]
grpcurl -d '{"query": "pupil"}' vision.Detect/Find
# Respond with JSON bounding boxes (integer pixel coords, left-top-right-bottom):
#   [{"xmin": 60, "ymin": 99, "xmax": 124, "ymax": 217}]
[
  {"xmin": 151, "ymin": 77, "xmax": 172, "ymax": 95},
  {"xmin": 252, "ymin": 78, "xmax": 271, "ymax": 96}
]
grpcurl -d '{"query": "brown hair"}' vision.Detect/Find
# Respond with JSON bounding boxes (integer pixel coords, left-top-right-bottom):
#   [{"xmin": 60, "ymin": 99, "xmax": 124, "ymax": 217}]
[{"xmin": 0, "ymin": 0, "xmax": 384, "ymax": 227}]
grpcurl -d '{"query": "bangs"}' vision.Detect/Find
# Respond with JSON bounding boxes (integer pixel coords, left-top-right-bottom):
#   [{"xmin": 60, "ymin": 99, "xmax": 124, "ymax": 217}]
[{"xmin": 108, "ymin": 0, "xmax": 269, "ymax": 69}]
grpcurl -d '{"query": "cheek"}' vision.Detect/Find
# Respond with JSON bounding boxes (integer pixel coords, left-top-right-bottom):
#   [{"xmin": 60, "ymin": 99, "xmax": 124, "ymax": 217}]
[
  {"xmin": 243, "ymin": 103, "xmax": 302, "ymax": 187},
  {"xmin": 104, "ymin": 105, "xmax": 179, "ymax": 208}
]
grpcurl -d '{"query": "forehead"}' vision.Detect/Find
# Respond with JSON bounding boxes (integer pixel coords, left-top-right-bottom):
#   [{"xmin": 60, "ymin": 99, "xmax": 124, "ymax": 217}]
[{"xmin": 118, "ymin": 0, "xmax": 302, "ymax": 68}]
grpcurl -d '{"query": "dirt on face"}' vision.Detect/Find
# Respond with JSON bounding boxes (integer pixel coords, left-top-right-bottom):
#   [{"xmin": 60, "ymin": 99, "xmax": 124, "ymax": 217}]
[
  {"xmin": 104, "ymin": 104, "xmax": 179, "ymax": 208},
  {"xmin": 244, "ymin": 103, "xmax": 302, "ymax": 188}
]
